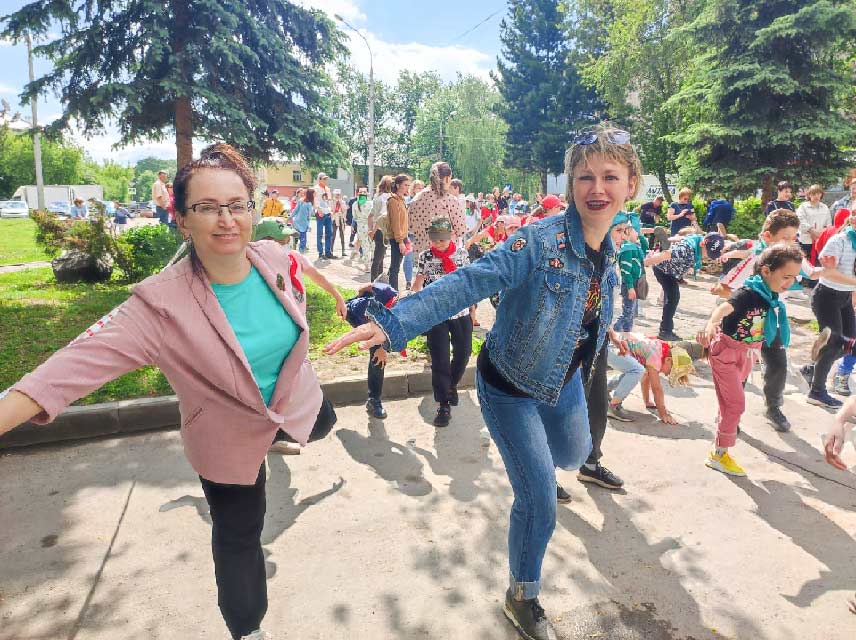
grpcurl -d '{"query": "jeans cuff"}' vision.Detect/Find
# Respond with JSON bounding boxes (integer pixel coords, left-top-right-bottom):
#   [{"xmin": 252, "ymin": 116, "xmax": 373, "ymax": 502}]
[{"xmin": 509, "ymin": 573, "xmax": 540, "ymax": 600}]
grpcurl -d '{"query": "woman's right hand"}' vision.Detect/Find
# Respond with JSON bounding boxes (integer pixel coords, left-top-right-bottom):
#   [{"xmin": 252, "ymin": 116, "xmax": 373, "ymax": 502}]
[{"xmin": 323, "ymin": 321, "xmax": 387, "ymax": 355}]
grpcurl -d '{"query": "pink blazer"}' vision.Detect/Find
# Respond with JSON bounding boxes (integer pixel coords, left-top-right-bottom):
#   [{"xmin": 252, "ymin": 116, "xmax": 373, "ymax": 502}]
[{"xmin": 12, "ymin": 241, "xmax": 322, "ymax": 485}]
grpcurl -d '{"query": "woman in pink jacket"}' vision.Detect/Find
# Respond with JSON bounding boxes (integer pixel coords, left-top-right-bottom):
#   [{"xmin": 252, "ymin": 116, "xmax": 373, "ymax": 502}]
[{"xmin": 0, "ymin": 144, "xmax": 329, "ymax": 640}]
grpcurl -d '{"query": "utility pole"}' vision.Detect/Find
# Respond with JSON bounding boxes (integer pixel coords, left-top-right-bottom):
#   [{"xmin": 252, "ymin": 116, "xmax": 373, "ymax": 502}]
[
  {"xmin": 26, "ymin": 32, "xmax": 45, "ymax": 210},
  {"xmin": 335, "ymin": 15, "xmax": 374, "ymax": 192}
]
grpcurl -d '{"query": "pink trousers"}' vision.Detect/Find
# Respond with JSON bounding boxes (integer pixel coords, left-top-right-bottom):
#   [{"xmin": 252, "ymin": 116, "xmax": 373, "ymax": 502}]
[{"xmin": 709, "ymin": 333, "xmax": 759, "ymax": 448}]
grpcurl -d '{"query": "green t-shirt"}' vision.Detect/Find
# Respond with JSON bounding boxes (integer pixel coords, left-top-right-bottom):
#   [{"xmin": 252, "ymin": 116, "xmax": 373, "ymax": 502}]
[{"xmin": 211, "ymin": 266, "xmax": 300, "ymax": 405}]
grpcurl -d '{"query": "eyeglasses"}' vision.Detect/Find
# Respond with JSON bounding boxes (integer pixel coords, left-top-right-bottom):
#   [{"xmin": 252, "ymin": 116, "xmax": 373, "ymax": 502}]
[
  {"xmin": 573, "ymin": 129, "xmax": 631, "ymax": 146},
  {"xmin": 189, "ymin": 200, "xmax": 255, "ymax": 216}
]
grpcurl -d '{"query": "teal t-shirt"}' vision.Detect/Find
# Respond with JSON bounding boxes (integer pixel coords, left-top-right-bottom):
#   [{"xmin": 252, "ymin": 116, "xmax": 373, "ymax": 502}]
[{"xmin": 211, "ymin": 266, "xmax": 300, "ymax": 405}]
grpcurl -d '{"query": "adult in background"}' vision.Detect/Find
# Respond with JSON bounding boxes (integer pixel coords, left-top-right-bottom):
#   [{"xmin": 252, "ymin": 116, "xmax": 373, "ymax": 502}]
[
  {"xmin": 386, "ymin": 174, "xmax": 412, "ymax": 291},
  {"xmin": 509, "ymin": 193, "xmax": 530, "ymax": 216},
  {"xmin": 796, "ymin": 184, "xmax": 831, "ymax": 258},
  {"xmin": 402, "ymin": 179, "xmax": 426, "ymax": 289},
  {"xmin": 764, "ymin": 181, "xmax": 795, "ymax": 215},
  {"xmin": 638, "ymin": 194, "xmax": 663, "ymax": 228},
  {"xmin": 70, "ymin": 197, "xmax": 88, "ymax": 219},
  {"xmin": 324, "ymin": 126, "xmax": 639, "ymax": 640},
  {"xmin": 331, "ymin": 189, "xmax": 347, "ymax": 257},
  {"xmin": 408, "ymin": 162, "xmax": 467, "ymax": 256},
  {"xmin": 0, "ymin": 144, "xmax": 337, "ymax": 640},
  {"xmin": 666, "ymin": 187, "xmax": 697, "ymax": 236},
  {"xmin": 313, "ymin": 172, "xmax": 335, "ymax": 259},
  {"xmin": 152, "ymin": 169, "xmax": 171, "ymax": 225},
  {"xmin": 704, "ymin": 197, "xmax": 735, "ymax": 236},
  {"xmin": 832, "ymin": 178, "xmax": 856, "ymax": 213},
  {"xmin": 261, "ymin": 189, "xmax": 284, "ymax": 218},
  {"xmin": 370, "ymin": 176, "xmax": 394, "ymax": 281}
]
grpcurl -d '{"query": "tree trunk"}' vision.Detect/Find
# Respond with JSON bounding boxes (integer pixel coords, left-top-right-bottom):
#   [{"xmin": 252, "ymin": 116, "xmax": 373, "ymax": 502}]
[
  {"xmin": 175, "ymin": 95, "xmax": 193, "ymax": 168},
  {"xmin": 761, "ymin": 173, "xmax": 774, "ymax": 208},
  {"xmin": 657, "ymin": 169, "xmax": 672, "ymax": 203},
  {"xmin": 540, "ymin": 168, "xmax": 548, "ymax": 196},
  {"xmin": 172, "ymin": 0, "xmax": 193, "ymax": 168}
]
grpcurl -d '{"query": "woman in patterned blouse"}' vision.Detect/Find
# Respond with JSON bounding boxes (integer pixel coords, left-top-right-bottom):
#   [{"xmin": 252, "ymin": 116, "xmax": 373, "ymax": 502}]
[{"xmin": 407, "ymin": 161, "xmax": 467, "ymax": 255}]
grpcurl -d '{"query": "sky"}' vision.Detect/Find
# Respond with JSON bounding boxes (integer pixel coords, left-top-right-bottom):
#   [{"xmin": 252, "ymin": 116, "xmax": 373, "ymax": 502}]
[{"xmin": 0, "ymin": 0, "xmax": 505, "ymax": 164}]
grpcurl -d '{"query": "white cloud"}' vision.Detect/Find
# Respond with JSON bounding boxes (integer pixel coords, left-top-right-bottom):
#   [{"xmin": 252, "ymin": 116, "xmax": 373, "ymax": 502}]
[{"xmin": 0, "ymin": 84, "xmax": 18, "ymax": 95}]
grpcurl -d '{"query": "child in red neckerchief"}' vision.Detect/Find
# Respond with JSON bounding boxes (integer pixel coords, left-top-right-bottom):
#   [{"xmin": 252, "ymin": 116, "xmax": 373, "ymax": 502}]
[{"xmin": 412, "ymin": 217, "xmax": 473, "ymax": 427}]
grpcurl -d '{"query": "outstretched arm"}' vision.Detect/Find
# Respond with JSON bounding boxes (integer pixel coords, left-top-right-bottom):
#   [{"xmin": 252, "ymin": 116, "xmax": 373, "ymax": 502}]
[
  {"xmin": 301, "ymin": 263, "xmax": 347, "ymax": 319},
  {"xmin": 0, "ymin": 391, "xmax": 42, "ymax": 437}
]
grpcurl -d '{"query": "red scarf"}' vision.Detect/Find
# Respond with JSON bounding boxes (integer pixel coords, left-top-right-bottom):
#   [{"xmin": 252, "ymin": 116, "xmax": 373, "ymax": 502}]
[
  {"xmin": 430, "ymin": 242, "xmax": 458, "ymax": 273},
  {"xmin": 288, "ymin": 254, "xmax": 304, "ymax": 296}
]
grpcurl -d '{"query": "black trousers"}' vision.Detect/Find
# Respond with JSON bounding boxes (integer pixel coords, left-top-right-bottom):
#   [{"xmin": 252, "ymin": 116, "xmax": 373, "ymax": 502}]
[
  {"xmin": 811, "ymin": 284, "xmax": 856, "ymax": 392},
  {"xmin": 653, "ymin": 269, "xmax": 680, "ymax": 334},
  {"xmin": 761, "ymin": 338, "xmax": 787, "ymax": 409},
  {"xmin": 388, "ymin": 239, "xmax": 404, "ymax": 292},
  {"xmin": 371, "ymin": 230, "xmax": 387, "ymax": 282},
  {"xmin": 331, "ymin": 217, "xmax": 346, "ymax": 254},
  {"xmin": 425, "ymin": 316, "xmax": 473, "ymax": 404},
  {"xmin": 585, "ymin": 344, "xmax": 608, "ymax": 465},
  {"xmin": 200, "ymin": 465, "xmax": 267, "ymax": 640},
  {"xmin": 368, "ymin": 345, "xmax": 386, "ymax": 400}
]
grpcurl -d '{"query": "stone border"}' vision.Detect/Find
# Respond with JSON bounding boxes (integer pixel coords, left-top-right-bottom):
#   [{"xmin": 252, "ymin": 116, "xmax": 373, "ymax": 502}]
[{"xmin": 0, "ymin": 365, "xmax": 477, "ymax": 450}]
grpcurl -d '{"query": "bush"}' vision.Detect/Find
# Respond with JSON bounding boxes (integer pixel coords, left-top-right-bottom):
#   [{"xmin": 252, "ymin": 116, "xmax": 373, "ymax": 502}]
[
  {"xmin": 729, "ymin": 197, "xmax": 764, "ymax": 239},
  {"xmin": 31, "ymin": 210, "xmax": 114, "ymax": 262},
  {"xmin": 115, "ymin": 225, "xmax": 181, "ymax": 282}
]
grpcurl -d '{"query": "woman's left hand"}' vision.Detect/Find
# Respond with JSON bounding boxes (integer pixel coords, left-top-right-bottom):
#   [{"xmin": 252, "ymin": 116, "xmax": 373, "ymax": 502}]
[{"xmin": 823, "ymin": 419, "xmax": 851, "ymax": 470}]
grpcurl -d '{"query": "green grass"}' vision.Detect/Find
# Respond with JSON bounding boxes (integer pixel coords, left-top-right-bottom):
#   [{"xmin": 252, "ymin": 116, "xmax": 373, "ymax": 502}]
[
  {"xmin": 0, "ymin": 218, "xmax": 51, "ymax": 265},
  {"xmin": 0, "ymin": 269, "xmax": 359, "ymax": 405}
]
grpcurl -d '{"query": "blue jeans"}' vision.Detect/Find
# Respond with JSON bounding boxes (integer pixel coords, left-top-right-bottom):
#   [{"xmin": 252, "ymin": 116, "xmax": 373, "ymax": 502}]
[
  {"xmin": 402, "ymin": 233, "xmax": 415, "ymax": 285},
  {"xmin": 297, "ymin": 231, "xmax": 307, "ymax": 252},
  {"xmin": 838, "ymin": 355, "xmax": 856, "ymax": 377},
  {"xmin": 606, "ymin": 347, "xmax": 645, "ymax": 401},
  {"xmin": 476, "ymin": 368, "xmax": 592, "ymax": 599},
  {"xmin": 156, "ymin": 206, "xmax": 169, "ymax": 225},
  {"xmin": 613, "ymin": 285, "xmax": 637, "ymax": 332},
  {"xmin": 316, "ymin": 215, "xmax": 333, "ymax": 255}
]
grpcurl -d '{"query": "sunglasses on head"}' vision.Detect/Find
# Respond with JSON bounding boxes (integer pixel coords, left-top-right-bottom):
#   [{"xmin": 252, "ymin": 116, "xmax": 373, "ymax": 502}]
[{"xmin": 573, "ymin": 129, "xmax": 631, "ymax": 146}]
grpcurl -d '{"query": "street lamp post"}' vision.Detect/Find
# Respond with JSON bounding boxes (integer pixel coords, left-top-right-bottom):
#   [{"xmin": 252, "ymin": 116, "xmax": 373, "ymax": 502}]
[
  {"xmin": 335, "ymin": 14, "xmax": 374, "ymax": 193},
  {"xmin": 26, "ymin": 32, "xmax": 45, "ymax": 211}
]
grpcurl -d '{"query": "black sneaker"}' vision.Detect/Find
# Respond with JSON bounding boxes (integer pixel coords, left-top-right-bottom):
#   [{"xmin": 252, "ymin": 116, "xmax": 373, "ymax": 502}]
[
  {"xmin": 325, "ymin": 253, "xmax": 339, "ymax": 260},
  {"xmin": 556, "ymin": 482, "xmax": 572, "ymax": 504},
  {"xmin": 366, "ymin": 399, "xmax": 387, "ymax": 419},
  {"xmin": 449, "ymin": 388, "xmax": 459, "ymax": 406},
  {"xmin": 503, "ymin": 590, "xmax": 558, "ymax": 640},
  {"xmin": 807, "ymin": 390, "xmax": 843, "ymax": 408},
  {"xmin": 765, "ymin": 407, "xmax": 791, "ymax": 432},
  {"xmin": 658, "ymin": 330, "xmax": 682, "ymax": 342},
  {"xmin": 577, "ymin": 463, "xmax": 624, "ymax": 489},
  {"xmin": 433, "ymin": 404, "xmax": 451, "ymax": 427}
]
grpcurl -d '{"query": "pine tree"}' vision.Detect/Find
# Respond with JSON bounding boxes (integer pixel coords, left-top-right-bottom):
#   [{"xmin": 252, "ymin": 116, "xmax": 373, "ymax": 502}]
[
  {"xmin": 493, "ymin": 0, "xmax": 601, "ymax": 193},
  {"xmin": 1, "ymin": 1, "xmax": 345, "ymax": 168},
  {"xmin": 673, "ymin": 0, "xmax": 856, "ymax": 201}
]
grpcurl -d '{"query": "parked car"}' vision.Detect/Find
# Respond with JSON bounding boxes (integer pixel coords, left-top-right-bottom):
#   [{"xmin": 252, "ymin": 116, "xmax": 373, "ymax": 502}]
[
  {"xmin": 47, "ymin": 201, "xmax": 71, "ymax": 215},
  {"xmin": 0, "ymin": 200, "xmax": 30, "ymax": 218}
]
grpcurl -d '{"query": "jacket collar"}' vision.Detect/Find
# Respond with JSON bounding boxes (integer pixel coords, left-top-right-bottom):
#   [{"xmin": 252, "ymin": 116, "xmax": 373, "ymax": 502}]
[{"xmin": 563, "ymin": 203, "xmax": 616, "ymax": 260}]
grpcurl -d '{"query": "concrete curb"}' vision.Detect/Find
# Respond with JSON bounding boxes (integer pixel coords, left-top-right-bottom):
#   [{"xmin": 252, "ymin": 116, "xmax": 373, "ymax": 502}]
[{"xmin": 0, "ymin": 365, "xmax": 477, "ymax": 450}]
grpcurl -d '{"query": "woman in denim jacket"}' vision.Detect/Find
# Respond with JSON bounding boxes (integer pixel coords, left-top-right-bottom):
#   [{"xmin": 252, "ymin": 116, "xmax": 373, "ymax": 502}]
[{"xmin": 326, "ymin": 127, "xmax": 641, "ymax": 640}]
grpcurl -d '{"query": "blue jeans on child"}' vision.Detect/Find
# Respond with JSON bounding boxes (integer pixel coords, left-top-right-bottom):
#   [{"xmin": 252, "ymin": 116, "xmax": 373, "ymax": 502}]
[
  {"xmin": 316, "ymin": 214, "xmax": 333, "ymax": 255},
  {"xmin": 613, "ymin": 284, "xmax": 637, "ymax": 332},
  {"xmin": 298, "ymin": 231, "xmax": 308, "ymax": 252},
  {"xmin": 402, "ymin": 233, "xmax": 415, "ymax": 285},
  {"xmin": 476, "ymin": 368, "xmax": 592, "ymax": 599},
  {"xmin": 837, "ymin": 355, "xmax": 856, "ymax": 379},
  {"xmin": 606, "ymin": 346, "xmax": 645, "ymax": 401}
]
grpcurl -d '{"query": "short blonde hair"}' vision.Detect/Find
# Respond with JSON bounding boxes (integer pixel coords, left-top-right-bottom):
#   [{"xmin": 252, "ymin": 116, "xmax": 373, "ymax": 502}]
[
  {"xmin": 564, "ymin": 124, "xmax": 642, "ymax": 205},
  {"xmin": 678, "ymin": 187, "xmax": 693, "ymax": 199},
  {"xmin": 806, "ymin": 184, "xmax": 824, "ymax": 197}
]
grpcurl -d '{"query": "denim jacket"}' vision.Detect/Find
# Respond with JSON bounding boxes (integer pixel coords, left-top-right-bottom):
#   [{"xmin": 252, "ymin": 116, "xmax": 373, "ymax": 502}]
[{"xmin": 366, "ymin": 204, "xmax": 618, "ymax": 405}]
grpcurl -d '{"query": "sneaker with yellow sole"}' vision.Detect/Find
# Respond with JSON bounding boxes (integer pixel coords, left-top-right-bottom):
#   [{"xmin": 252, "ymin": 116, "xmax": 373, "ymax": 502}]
[{"xmin": 705, "ymin": 450, "xmax": 746, "ymax": 477}]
